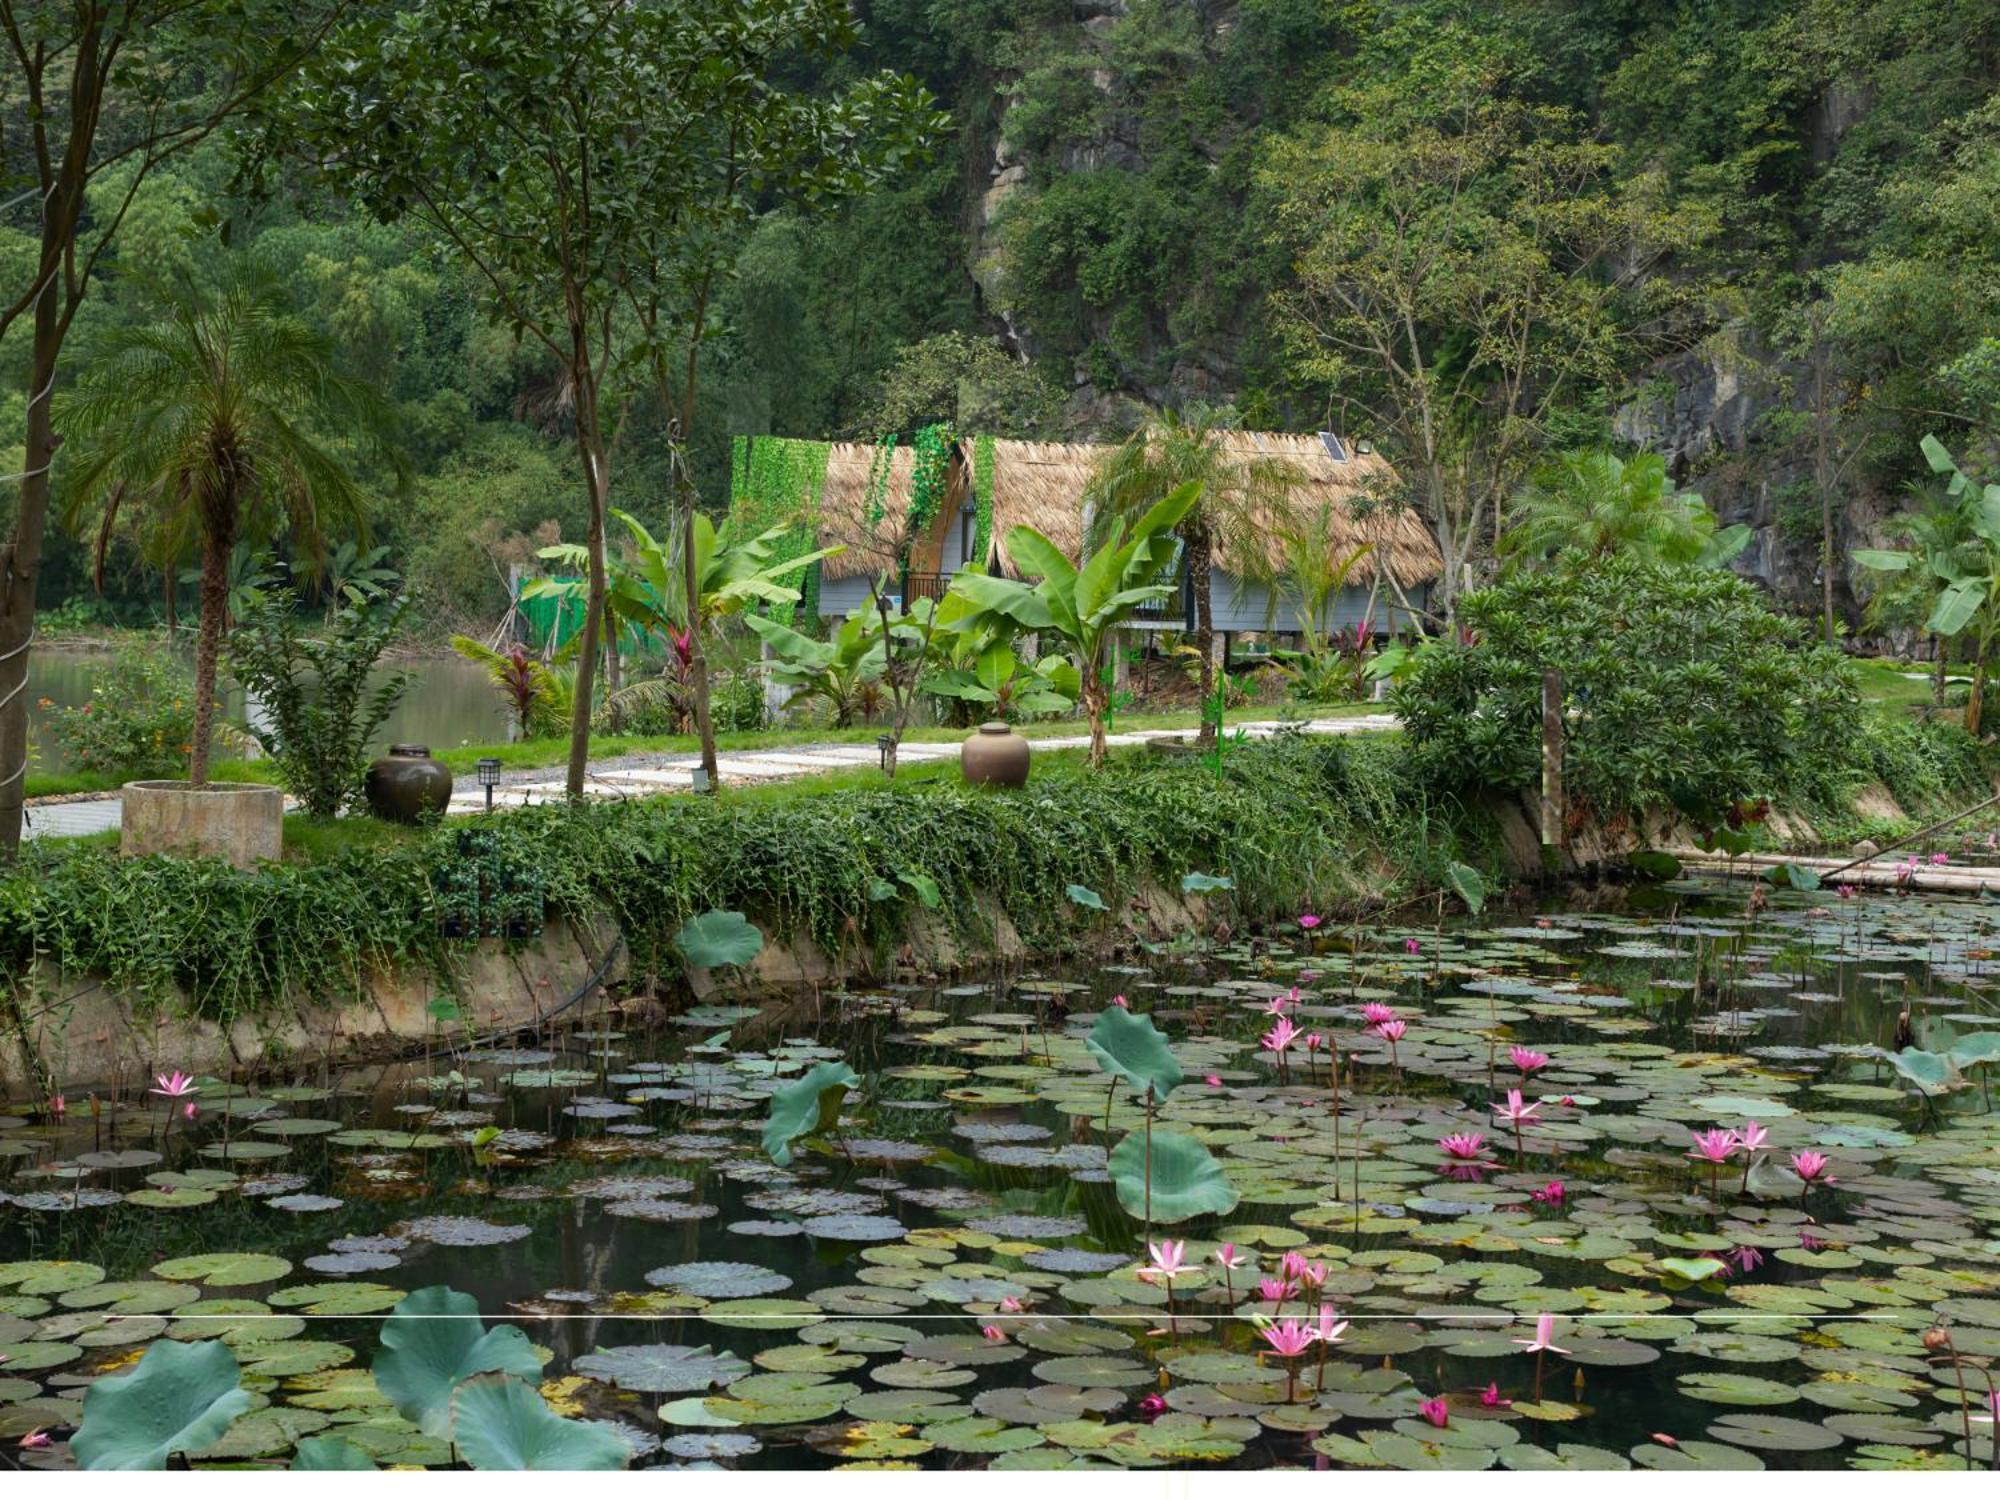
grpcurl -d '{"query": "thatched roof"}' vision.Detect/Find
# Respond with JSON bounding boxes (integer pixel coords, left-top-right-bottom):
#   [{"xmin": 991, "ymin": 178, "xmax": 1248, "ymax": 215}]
[
  {"xmin": 980, "ymin": 431, "xmax": 1440, "ymax": 588},
  {"xmin": 1204, "ymin": 432, "xmax": 1437, "ymax": 589},
  {"xmin": 977, "ymin": 441, "xmax": 1095, "ymax": 578},
  {"xmin": 815, "ymin": 441, "xmax": 919, "ymax": 582}
]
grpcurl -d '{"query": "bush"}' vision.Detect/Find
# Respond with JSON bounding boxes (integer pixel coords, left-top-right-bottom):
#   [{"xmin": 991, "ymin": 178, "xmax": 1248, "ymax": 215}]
[
  {"xmin": 229, "ymin": 590, "xmax": 412, "ymax": 818},
  {"xmin": 43, "ymin": 641, "xmax": 200, "ymax": 778},
  {"xmin": 1395, "ymin": 557, "xmax": 1864, "ymax": 824},
  {"xmin": 1, "ymin": 736, "xmax": 1492, "ymax": 1022}
]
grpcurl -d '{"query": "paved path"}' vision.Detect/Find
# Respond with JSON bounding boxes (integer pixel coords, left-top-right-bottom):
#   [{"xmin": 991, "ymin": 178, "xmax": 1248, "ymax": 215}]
[{"xmin": 22, "ymin": 714, "xmax": 1399, "ymax": 842}]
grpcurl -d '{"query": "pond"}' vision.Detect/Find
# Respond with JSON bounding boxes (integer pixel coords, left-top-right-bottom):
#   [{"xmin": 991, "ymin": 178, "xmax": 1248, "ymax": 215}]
[
  {"xmin": 2, "ymin": 878, "xmax": 1997, "ymax": 1472},
  {"xmin": 26, "ymin": 646, "xmax": 512, "ymax": 774}
]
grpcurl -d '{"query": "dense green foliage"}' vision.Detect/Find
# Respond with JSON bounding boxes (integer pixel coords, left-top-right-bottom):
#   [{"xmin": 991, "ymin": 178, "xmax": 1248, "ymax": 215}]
[
  {"xmin": 41, "ymin": 643, "xmax": 200, "ymax": 779},
  {"xmin": 228, "ymin": 590, "xmax": 411, "ymax": 818},
  {"xmin": 1396, "ymin": 557, "xmax": 1871, "ymax": 823},
  {"xmin": 8, "ymin": 0, "xmax": 1995, "ymax": 640},
  {"xmin": 0, "ymin": 737, "xmax": 1480, "ymax": 1021}
]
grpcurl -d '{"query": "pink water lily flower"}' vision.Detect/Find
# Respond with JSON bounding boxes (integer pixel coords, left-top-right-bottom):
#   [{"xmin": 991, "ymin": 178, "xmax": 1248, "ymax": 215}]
[
  {"xmin": 1205, "ymin": 1074, "xmax": 1223, "ymax": 1088},
  {"xmin": 1727, "ymin": 1245, "xmax": 1764, "ymax": 1273},
  {"xmin": 1514, "ymin": 1313, "xmax": 1570, "ymax": 1356},
  {"xmin": 1110, "ymin": 994, "xmax": 1130, "ymax": 1009},
  {"xmin": 1418, "ymin": 1396, "xmax": 1450, "ymax": 1428},
  {"xmin": 1531, "ymin": 1180, "xmax": 1565, "ymax": 1206},
  {"xmin": 1303, "ymin": 1032, "xmax": 1323, "ymax": 1052},
  {"xmin": 1260, "ymin": 1319, "xmax": 1316, "ymax": 1358},
  {"xmin": 1437, "ymin": 1131, "xmax": 1487, "ymax": 1160},
  {"xmin": 1214, "ymin": 1243, "xmax": 1249, "ymax": 1270},
  {"xmin": 1686, "ymin": 1128, "xmax": 1738, "ymax": 1164},
  {"xmin": 1264, "ymin": 993, "xmax": 1292, "ymax": 1016},
  {"xmin": 1480, "ymin": 1382, "xmax": 1510, "ymax": 1409},
  {"xmin": 1373, "ymin": 1018, "xmax": 1406, "ymax": 1043},
  {"xmin": 47, "ymin": 1093, "xmax": 64, "ymax": 1118},
  {"xmin": 18, "ymin": 1429, "xmax": 50, "ymax": 1450},
  {"xmin": 1735, "ymin": 1120, "xmax": 1769, "ymax": 1154},
  {"xmin": 1258, "ymin": 1277, "xmax": 1292, "ymax": 1303},
  {"xmin": 999, "ymin": 1296, "xmax": 1024, "ymax": 1313},
  {"xmin": 1509, "ymin": 1045, "xmax": 1550, "ymax": 1075},
  {"xmin": 1146, "ymin": 1240, "xmax": 1187, "ymax": 1280},
  {"xmin": 1404, "ymin": 937, "xmax": 1421, "ymax": 955},
  {"xmin": 149, "ymin": 1070, "xmax": 199, "ymax": 1098},
  {"xmin": 1280, "ymin": 1250, "xmax": 1310, "ymax": 1282},
  {"xmin": 1837, "ymin": 883, "xmax": 1856, "ymax": 899},
  {"xmin": 1362, "ymin": 1002, "xmax": 1397, "ymax": 1026},
  {"xmin": 1791, "ymin": 1149, "xmax": 1833, "ymax": 1181},
  {"xmin": 182, "ymin": 1101, "xmax": 198, "ymax": 1121},
  {"xmin": 1929, "ymin": 851, "xmax": 1950, "ymax": 865},
  {"xmin": 1316, "ymin": 1309, "xmax": 1348, "ymax": 1345},
  {"xmin": 982, "ymin": 1324, "xmax": 1006, "ymax": 1342},
  {"xmin": 1492, "ymin": 1088, "xmax": 1541, "ymax": 1127},
  {"xmin": 1136, "ymin": 1391, "xmax": 1167, "ymax": 1420},
  {"xmin": 1262, "ymin": 1016, "xmax": 1301, "ymax": 1053},
  {"xmin": 1298, "ymin": 913, "xmax": 1322, "ymax": 931}
]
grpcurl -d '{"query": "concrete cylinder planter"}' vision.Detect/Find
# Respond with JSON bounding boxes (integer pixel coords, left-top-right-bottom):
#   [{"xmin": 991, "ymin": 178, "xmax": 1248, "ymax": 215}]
[{"xmin": 121, "ymin": 780, "xmax": 283, "ymax": 868}]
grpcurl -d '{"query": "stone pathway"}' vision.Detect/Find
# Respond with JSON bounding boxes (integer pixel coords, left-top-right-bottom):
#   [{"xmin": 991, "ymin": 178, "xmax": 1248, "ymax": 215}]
[{"xmin": 22, "ymin": 714, "xmax": 1399, "ymax": 841}]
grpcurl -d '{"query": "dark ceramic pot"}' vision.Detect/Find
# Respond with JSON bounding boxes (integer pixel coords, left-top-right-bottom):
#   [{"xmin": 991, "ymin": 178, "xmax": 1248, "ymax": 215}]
[
  {"xmin": 366, "ymin": 743, "xmax": 453, "ymax": 823},
  {"xmin": 961, "ymin": 720, "xmax": 1030, "ymax": 788}
]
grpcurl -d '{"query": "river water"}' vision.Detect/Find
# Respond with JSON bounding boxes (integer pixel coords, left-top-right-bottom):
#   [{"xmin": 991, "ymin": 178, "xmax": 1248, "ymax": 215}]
[{"xmin": 26, "ymin": 645, "xmax": 512, "ymax": 773}]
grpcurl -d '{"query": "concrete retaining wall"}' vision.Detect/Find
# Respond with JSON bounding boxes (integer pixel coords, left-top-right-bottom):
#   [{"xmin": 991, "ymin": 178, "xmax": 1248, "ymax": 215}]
[{"xmin": 3, "ymin": 882, "xmax": 1217, "ymax": 1095}]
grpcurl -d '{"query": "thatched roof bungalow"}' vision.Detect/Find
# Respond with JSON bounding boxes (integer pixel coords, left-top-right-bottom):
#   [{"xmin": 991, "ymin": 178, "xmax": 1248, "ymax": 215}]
[{"xmin": 728, "ymin": 429, "xmax": 1441, "ymax": 635}]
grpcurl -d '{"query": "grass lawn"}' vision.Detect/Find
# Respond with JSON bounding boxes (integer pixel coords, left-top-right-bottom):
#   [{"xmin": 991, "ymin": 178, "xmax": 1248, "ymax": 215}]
[{"xmin": 1852, "ymin": 656, "xmax": 1961, "ymax": 710}]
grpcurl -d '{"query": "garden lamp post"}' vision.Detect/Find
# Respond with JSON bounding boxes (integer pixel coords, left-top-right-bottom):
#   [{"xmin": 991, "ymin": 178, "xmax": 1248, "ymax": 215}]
[{"xmin": 477, "ymin": 757, "xmax": 501, "ymax": 812}]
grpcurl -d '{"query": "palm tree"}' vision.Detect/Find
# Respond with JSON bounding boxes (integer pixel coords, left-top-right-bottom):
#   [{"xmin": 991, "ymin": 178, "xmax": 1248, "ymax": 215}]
[
  {"xmin": 1087, "ymin": 406, "xmax": 1299, "ymax": 748},
  {"xmin": 56, "ymin": 269, "xmax": 399, "ymax": 786},
  {"xmin": 1501, "ymin": 449, "xmax": 1748, "ymax": 570}
]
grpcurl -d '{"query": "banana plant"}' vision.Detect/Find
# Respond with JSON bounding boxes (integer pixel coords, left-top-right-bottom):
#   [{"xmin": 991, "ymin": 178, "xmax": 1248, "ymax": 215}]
[
  {"xmin": 612, "ymin": 511, "xmax": 843, "ymax": 634},
  {"xmin": 924, "ymin": 642, "xmax": 1079, "ymax": 721},
  {"xmin": 946, "ymin": 480, "xmax": 1200, "ymax": 765},
  {"xmin": 745, "ymin": 610, "xmax": 886, "ymax": 727},
  {"xmin": 1855, "ymin": 435, "xmax": 2000, "ymax": 734}
]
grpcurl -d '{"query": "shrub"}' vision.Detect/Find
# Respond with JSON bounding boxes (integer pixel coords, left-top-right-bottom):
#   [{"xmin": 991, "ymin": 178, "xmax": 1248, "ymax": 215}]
[
  {"xmin": 228, "ymin": 590, "xmax": 413, "ymax": 818},
  {"xmin": 1394, "ymin": 557, "xmax": 1864, "ymax": 824},
  {"xmin": 43, "ymin": 641, "xmax": 201, "ymax": 778}
]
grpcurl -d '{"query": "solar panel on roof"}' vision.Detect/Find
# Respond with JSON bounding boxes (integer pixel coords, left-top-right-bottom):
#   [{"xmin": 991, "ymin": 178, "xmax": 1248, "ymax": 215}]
[{"xmin": 1318, "ymin": 431, "xmax": 1348, "ymax": 463}]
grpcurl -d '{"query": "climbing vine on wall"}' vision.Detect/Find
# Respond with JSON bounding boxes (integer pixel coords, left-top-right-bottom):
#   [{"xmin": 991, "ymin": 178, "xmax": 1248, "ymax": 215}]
[
  {"xmin": 905, "ymin": 423, "xmax": 955, "ymax": 556},
  {"xmin": 971, "ymin": 433, "xmax": 997, "ymax": 571},
  {"xmin": 730, "ymin": 435, "xmax": 832, "ymax": 625},
  {"xmin": 862, "ymin": 432, "xmax": 898, "ymax": 532}
]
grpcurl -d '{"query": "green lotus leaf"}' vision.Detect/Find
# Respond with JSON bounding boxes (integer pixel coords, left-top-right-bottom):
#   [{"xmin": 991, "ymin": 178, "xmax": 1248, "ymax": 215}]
[
  {"xmin": 1066, "ymin": 883, "xmax": 1107, "ymax": 911},
  {"xmin": 0, "ymin": 1261, "xmax": 105, "ymax": 1296},
  {"xmin": 675, "ymin": 910, "xmax": 765, "ymax": 970},
  {"xmin": 72, "ymin": 1338, "xmax": 253, "ymax": 1470},
  {"xmin": 1948, "ymin": 1031, "xmax": 2000, "ymax": 1070},
  {"xmin": 1085, "ymin": 1006, "xmax": 1183, "ymax": 1102},
  {"xmin": 152, "ymin": 1252, "xmax": 292, "ymax": 1287},
  {"xmin": 449, "ymin": 1373, "xmax": 630, "ymax": 1470},
  {"xmin": 1655, "ymin": 1258, "xmax": 1730, "ymax": 1285},
  {"xmin": 762, "ymin": 1060, "xmax": 859, "ymax": 1166},
  {"xmin": 292, "ymin": 1435, "xmax": 378, "ymax": 1470},
  {"xmin": 1181, "ymin": 872, "xmax": 1234, "ymax": 893},
  {"xmin": 1108, "ymin": 1129, "xmax": 1239, "ymax": 1223},
  {"xmin": 373, "ymin": 1285, "xmax": 544, "ymax": 1437},
  {"xmin": 1444, "ymin": 861, "xmax": 1487, "ymax": 914},
  {"xmin": 1884, "ymin": 1048, "xmax": 1962, "ymax": 1093}
]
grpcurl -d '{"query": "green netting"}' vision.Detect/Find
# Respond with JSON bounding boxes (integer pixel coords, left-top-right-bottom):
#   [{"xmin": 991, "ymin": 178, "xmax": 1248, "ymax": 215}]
[{"xmin": 728, "ymin": 435, "xmax": 834, "ymax": 625}]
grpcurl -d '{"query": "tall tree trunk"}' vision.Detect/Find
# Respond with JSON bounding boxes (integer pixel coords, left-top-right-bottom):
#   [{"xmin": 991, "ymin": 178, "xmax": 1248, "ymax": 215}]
[
  {"xmin": 564, "ymin": 374, "xmax": 610, "ymax": 802},
  {"xmin": 191, "ymin": 532, "xmax": 233, "ymax": 788},
  {"xmin": 0, "ymin": 277, "xmax": 62, "ymax": 853},
  {"xmin": 1969, "ymin": 652, "xmax": 1987, "ymax": 740},
  {"xmin": 680, "ymin": 464, "xmax": 718, "ymax": 792},
  {"xmin": 1189, "ymin": 524, "xmax": 1216, "ymax": 750},
  {"xmin": 1083, "ymin": 671, "xmax": 1108, "ymax": 769},
  {"xmin": 1934, "ymin": 635, "xmax": 1947, "ymax": 708}
]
